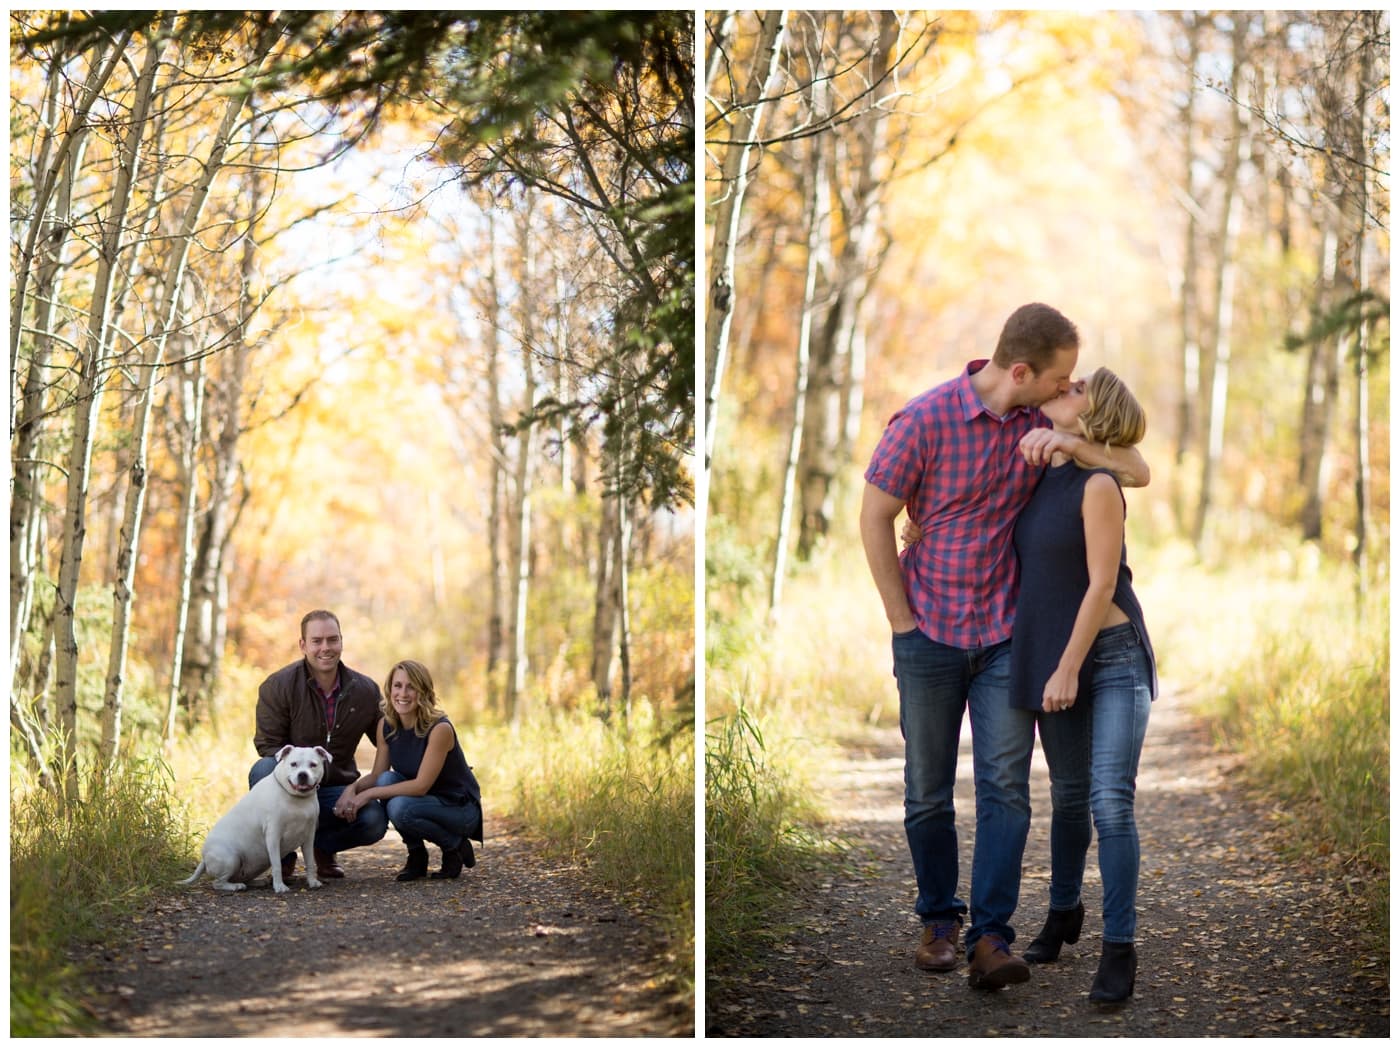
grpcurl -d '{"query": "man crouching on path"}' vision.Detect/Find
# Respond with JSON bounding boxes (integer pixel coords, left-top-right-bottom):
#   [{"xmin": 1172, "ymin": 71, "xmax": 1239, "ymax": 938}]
[
  {"xmin": 249, "ymin": 609, "xmax": 388, "ymax": 881},
  {"xmin": 860, "ymin": 303, "xmax": 1149, "ymax": 989}
]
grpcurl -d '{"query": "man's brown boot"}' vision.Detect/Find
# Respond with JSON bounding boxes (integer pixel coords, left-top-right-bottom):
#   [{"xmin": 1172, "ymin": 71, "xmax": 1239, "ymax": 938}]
[
  {"xmin": 314, "ymin": 848, "xmax": 345, "ymax": 879},
  {"xmin": 967, "ymin": 934, "xmax": 1031, "ymax": 990},
  {"xmin": 915, "ymin": 921, "xmax": 960, "ymax": 972}
]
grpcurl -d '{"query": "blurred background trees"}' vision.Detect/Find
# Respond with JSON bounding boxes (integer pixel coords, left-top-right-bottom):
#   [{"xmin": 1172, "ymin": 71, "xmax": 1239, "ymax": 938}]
[
  {"xmin": 705, "ymin": 9, "xmax": 1388, "ymax": 623},
  {"xmin": 10, "ymin": 10, "xmax": 695, "ymax": 796}
]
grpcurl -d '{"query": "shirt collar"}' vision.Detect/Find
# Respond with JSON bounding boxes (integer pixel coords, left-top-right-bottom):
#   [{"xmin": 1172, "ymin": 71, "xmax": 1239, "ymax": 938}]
[
  {"xmin": 957, "ymin": 359, "xmax": 1034, "ymax": 423},
  {"xmin": 304, "ymin": 661, "xmax": 342, "ymax": 698}
]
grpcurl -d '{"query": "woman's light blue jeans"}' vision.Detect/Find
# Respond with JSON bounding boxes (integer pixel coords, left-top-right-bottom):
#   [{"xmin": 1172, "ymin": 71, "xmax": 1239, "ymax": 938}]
[
  {"xmin": 1036, "ymin": 622, "xmax": 1152, "ymax": 943},
  {"xmin": 378, "ymin": 770, "xmax": 482, "ymax": 851},
  {"xmin": 893, "ymin": 629, "xmax": 1036, "ymax": 956}
]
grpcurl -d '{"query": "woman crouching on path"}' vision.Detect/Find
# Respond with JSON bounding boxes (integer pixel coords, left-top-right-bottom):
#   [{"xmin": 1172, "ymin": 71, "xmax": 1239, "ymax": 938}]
[{"xmin": 336, "ymin": 659, "xmax": 483, "ymax": 881}]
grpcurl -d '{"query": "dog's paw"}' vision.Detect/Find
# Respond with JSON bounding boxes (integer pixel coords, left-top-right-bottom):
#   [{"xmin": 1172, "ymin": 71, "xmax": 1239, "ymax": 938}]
[
  {"xmin": 305, "ymin": 877, "xmax": 323, "ymax": 890},
  {"xmin": 272, "ymin": 880, "xmax": 290, "ymax": 893}
]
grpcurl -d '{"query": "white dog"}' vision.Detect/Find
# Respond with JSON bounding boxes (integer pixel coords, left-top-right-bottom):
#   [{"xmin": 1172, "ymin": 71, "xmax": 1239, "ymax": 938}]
[{"xmin": 181, "ymin": 744, "xmax": 331, "ymax": 893}]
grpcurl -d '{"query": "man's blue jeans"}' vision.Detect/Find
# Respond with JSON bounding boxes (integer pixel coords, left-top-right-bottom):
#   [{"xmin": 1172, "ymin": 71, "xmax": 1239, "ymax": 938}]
[
  {"xmin": 377, "ymin": 770, "xmax": 482, "ymax": 850},
  {"xmin": 893, "ymin": 629, "xmax": 1035, "ymax": 956},
  {"xmin": 1036, "ymin": 623, "xmax": 1152, "ymax": 943},
  {"xmin": 247, "ymin": 756, "xmax": 388, "ymax": 855}
]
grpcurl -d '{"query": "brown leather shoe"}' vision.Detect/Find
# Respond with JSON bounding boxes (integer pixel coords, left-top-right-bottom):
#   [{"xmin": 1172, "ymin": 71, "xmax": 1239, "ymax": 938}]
[
  {"xmin": 314, "ymin": 848, "xmax": 345, "ymax": 879},
  {"xmin": 915, "ymin": 921, "xmax": 960, "ymax": 971},
  {"xmin": 968, "ymin": 934, "xmax": 1031, "ymax": 990}
]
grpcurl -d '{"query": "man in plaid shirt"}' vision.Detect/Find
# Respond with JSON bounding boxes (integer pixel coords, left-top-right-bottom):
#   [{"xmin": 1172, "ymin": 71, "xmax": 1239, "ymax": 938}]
[{"xmin": 860, "ymin": 303, "xmax": 1149, "ymax": 990}]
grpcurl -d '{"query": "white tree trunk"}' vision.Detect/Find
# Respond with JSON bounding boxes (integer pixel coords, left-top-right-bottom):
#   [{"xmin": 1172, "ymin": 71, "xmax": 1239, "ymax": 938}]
[
  {"xmin": 505, "ymin": 203, "xmax": 539, "ymax": 726},
  {"xmin": 484, "ymin": 208, "xmax": 509, "ymax": 715},
  {"xmin": 1192, "ymin": 19, "xmax": 1250, "ymax": 553},
  {"xmin": 52, "ymin": 22, "xmax": 169, "ymax": 799},
  {"xmin": 704, "ymin": 10, "xmax": 788, "ymax": 472},
  {"xmin": 769, "ymin": 77, "xmax": 830, "ymax": 621},
  {"xmin": 102, "ymin": 31, "xmax": 273, "ymax": 768},
  {"xmin": 164, "ymin": 357, "xmax": 205, "ymax": 744}
]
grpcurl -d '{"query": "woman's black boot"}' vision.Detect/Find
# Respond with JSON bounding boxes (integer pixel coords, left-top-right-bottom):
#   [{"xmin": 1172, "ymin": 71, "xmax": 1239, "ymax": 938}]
[
  {"xmin": 1023, "ymin": 902, "xmax": 1084, "ymax": 964},
  {"xmin": 431, "ymin": 843, "xmax": 465, "ymax": 880},
  {"xmin": 395, "ymin": 845, "xmax": 429, "ymax": 882},
  {"xmin": 1089, "ymin": 941, "xmax": 1137, "ymax": 1003}
]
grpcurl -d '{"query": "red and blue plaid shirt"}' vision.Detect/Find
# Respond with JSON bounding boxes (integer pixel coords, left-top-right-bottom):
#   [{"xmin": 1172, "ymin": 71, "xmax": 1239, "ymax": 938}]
[
  {"xmin": 864, "ymin": 360, "xmax": 1047, "ymax": 649},
  {"xmin": 313, "ymin": 671, "xmax": 341, "ymax": 737}
]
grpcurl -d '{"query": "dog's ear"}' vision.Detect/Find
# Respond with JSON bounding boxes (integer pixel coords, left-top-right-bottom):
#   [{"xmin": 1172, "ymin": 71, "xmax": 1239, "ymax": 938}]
[
  {"xmin": 314, "ymin": 746, "xmax": 332, "ymax": 765},
  {"xmin": 276, "ymin": 744, "xmax": 294, "ymax": 762}
]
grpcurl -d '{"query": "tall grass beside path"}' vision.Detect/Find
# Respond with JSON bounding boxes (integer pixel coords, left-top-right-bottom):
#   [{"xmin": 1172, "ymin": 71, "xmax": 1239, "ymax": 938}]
[
  {"xmin": 10, "ymin": 758, "xmax": 195, "ymax": 1036},
  {"xmin": 1137, "ymin": 540, "xmax": 1390, "ymax": 956},
  {"xmin": 485, "ymin": 704, "xmax": 695, "ymax": 999},
  {"xmin": 704, "ymin": 703, "xmax": 845, "ymax": 977}
]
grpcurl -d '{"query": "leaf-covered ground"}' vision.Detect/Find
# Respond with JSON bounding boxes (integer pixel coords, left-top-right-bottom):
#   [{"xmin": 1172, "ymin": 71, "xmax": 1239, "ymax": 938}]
[
  {"xmin": 706, "ymin": 691, "xmax": 1389, "ymax": 1037},
  {"xmin": 83, "ymin": 817, "xmax": 691, "ymax": 1037}
]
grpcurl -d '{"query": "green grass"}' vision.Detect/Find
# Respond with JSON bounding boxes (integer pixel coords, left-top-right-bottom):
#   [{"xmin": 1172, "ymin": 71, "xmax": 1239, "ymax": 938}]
[
  {"xmin": 1136, "ymin": 538, "xmax": 1389, "ymax": 955},
  {"xmin": 10, "ymin": 757, "xmax": 195, "ymax": 1036},
  {"xmin": 703, "ymin": 704, "xmax": 841, "ymax": 977},
  {"xmin": 1204, "ymin": 596, "xmax": 1389, "ymax": 946}
]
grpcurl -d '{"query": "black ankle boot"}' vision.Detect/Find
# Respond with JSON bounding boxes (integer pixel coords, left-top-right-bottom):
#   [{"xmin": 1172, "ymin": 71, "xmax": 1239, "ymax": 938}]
[
  {"xmin": 1089, "ymin": 941, "xmax": 1137, "ymax": 1003},
  {"xmin": 459, "ymin": 838, "xmax": 476, "ymax": 869},
  {"xmin": 431, "ymin": 843, "xmax": 464, "ymax": 880},
  {"xmin": 395, "ymin": 846, "xmax": 429, "ymax": 882},
  {"xmin": 1023, "ymin": 902, "xmax": 1084, "ymax": 964}
]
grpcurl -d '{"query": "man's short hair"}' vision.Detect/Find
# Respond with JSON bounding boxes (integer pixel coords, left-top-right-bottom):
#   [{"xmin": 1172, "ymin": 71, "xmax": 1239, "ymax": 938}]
[
  {"xmin": 300, "ymin": 609, "xmax": 341, "ymax": 640},
  {"xmin": 992, "ymin": 303, "xmax": 1079, "ymax": 372}
]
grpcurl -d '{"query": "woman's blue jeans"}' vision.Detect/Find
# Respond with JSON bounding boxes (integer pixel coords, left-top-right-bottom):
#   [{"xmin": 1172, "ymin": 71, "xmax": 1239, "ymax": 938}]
[
  {"xmin": 893, "ymin": 629, "xmax": 1035, "ymax": 955},
  {"xmin": 1036, "ymin": 623, "xmax": 1152, "ymax": 943},
  {"xmin": 378, "ymin": 771, "xmax": 483, "ymax": 851}
]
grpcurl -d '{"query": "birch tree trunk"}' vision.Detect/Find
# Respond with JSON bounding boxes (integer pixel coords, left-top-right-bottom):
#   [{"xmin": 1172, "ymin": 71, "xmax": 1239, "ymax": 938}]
[
  {"xmin": 769, "ymin": 74, "xmax": 830, "ymax": 621},
  {"xmin": 101, "ymin": 31, "xmax": 273, "ymax": 769},
  {"xmin": 1173, "ymin": 13, "xmax": 1203, "ymax": 530},
  {"xmin": 1297, "ymin": 222, "xmax": 1342, "ymax": 542},
  {"xmin": 52, "ymin": 22, "xmax": 169, "ymax": 799},
  {"xmin": 164, "ymin": 355, "xmax": 206, "ymax": 743},
  {"xmin": 705, "ymin": 11, "xmax": 736, "ymax": 92},
  {"xmin": 11, "ymin": 38, "xmax": 121, "ymax": 684},
  {"xmin": 1349, "ymin": 18, "xmax": 1374, "ymax": 605},
  {"xmin": 181, "ymin": 163, "xmax": 264, "ymax": 720},
  {"xmin": 505, "ymin": 203, "xmax": 539, "ymax": 726},
  {"xmin": 591, "ymin": 492, "xmax": 621, "ymax": 711},
  {"xmin": 484, "ymin": 208, "xmax": 509, "ymax": 717},
  {"xmin": 1191, "ymin": 17, "xmax": 1251, "ymax": 553},
  {"xmin": 9, "ymin": 30, "xmax": 128, "ymax": 400},
  {"xmin": 615, "ymin": 461, "xmax": 634, "ymax": 731},
  {"xmin": 798, "ymin": 11, "xmax": 900, "ymax": 557},
  {"xmin": 704, "ymin": 10, "xmax": 787, "ymax": 472}
]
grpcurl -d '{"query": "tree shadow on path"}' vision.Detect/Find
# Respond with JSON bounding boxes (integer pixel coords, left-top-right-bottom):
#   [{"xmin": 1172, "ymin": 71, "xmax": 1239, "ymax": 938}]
[
  {"xmin": 706, "ymin": 689, "xmax": 1389, "ymax": 1037},
  {"xmin": 86, "ymin": 819, "xmax": 691, "ymax": 1037}
]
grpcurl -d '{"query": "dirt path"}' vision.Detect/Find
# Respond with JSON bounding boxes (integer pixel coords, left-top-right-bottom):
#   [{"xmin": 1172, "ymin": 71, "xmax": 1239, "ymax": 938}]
[
  {"xmin": 706, "ymin": 690, "xmax": 1389, "ymax": 1037},
  {"xmin": 86, "ymin": 817, "xmax": 691, "ymax": 1037}
]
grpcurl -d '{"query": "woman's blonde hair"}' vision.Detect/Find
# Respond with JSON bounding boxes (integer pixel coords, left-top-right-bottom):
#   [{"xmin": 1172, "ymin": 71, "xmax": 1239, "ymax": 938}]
[
  {"xmin": 1078, "ymin": 367, "xmax": 1146, "ymax": 448},
  {"xmin": 381, "ymin": 659, "xmax": 447, "ymax": 737}
]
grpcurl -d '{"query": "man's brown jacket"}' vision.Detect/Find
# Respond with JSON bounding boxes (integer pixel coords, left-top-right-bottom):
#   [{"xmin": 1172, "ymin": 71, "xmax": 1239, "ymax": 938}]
[{"xmin": 254, "ymin": 659, "xmax": 381, "ymax": 787}]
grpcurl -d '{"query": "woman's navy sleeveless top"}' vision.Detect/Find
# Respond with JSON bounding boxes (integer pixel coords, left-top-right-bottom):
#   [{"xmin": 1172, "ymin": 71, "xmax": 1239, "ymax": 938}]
[
  {"xmin": 1009, "ymin": 462, "xmax": 1156, "ymax": 711},
  {"xmin": 386, "ymin": 717, "xmax": 481, "ymax": 805}
]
